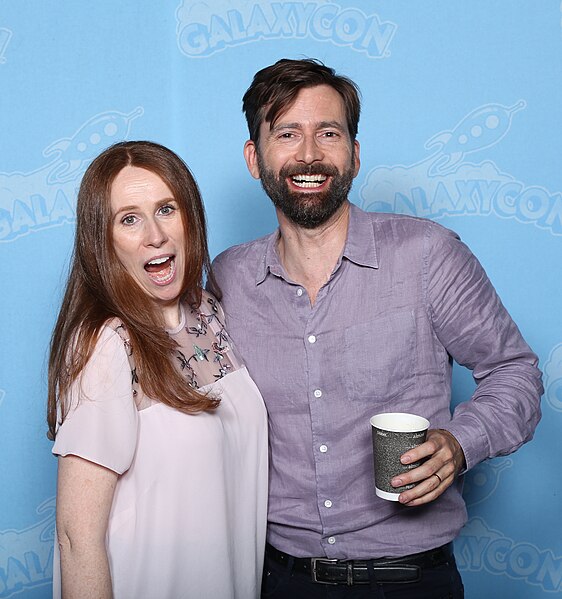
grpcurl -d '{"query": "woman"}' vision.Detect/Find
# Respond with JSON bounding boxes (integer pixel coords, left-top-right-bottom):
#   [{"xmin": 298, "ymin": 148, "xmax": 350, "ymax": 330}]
[{"xmin": 47, "ymin": 141, "xmax": 268, "ymax": 599}]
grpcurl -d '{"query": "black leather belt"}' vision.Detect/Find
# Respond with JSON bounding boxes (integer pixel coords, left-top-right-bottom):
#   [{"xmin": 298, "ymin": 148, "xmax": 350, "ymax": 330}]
[{"xmin": 265, "ymin": 542, "xmax": 453, "ymax": 585}]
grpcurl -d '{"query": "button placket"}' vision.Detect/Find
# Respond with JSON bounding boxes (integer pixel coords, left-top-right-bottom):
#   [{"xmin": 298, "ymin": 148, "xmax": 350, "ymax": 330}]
[{"xmin": 305, "ymin": 301, "xmax": 337, "ymax": 553}]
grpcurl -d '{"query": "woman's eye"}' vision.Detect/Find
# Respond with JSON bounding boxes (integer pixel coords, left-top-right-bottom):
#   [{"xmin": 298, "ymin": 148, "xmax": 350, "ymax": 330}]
[
  {"xmin": 122, "ymin": 215, "xmax": 137, "ymax": 225},
  {"xmin": 159, "ymin": 204, "xmax": 175, "ymax": 216}
]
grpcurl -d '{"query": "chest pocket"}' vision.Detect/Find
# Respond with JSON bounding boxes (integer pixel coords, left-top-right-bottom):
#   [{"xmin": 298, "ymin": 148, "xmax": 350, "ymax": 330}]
[{"xmin": 344, "ymin": 309, "xmax": 417, "ymax": 404}]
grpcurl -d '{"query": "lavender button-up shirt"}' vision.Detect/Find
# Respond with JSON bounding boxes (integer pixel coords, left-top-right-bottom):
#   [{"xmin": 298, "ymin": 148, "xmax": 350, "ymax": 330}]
[{"xmin": 211, "ymin": 203, "xmax": 542, "ymax": 559}]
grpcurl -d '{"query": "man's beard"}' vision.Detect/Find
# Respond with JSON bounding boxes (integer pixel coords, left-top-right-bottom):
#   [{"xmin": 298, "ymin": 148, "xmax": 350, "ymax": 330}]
[{"xmin": 257, "ymin": 156, "xmax": 355, "ymax": 229}]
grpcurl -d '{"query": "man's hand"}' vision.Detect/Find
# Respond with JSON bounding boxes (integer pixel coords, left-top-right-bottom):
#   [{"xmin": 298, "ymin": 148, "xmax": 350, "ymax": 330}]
[{"xmin": 390, "ymin": 429, "xmax": 466, "ymax": 506}]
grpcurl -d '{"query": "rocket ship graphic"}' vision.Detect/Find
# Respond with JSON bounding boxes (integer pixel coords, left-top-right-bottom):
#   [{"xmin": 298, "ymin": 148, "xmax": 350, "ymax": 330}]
[
  {"xmin": 44, "ymin": 107, "xmax": 144, "ymax": 184},
  {"xmin": 0, "ymin": 28, "xmax": 12, "ymax": 64},
  {"xmin": 544, "ymin": 343, "xmax": 562, "ymax": 412},
  {"xmin": 425, "ymin": 101, "xmax": 526, "ymax": 176},
  {"xmin": 462, "ymin": 458, "xmax": 513, "ymax": 507},
  {"xmin": 0, "ymin": 497, "xmax": 55, "ymax": 577}
]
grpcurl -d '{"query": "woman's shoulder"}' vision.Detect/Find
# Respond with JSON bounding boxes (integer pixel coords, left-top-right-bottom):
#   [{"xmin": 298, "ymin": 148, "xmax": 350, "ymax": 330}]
[
  {"xmin": 81, "ymin": 321, "xmax": 132, "ymax": 373},
  {"xmin": 67, "ymin": 319, "xmax": 128, "ymax": 363},
  {"xmin": 104, "ymin": 317, "xmax": 133, "ymax": 353}
]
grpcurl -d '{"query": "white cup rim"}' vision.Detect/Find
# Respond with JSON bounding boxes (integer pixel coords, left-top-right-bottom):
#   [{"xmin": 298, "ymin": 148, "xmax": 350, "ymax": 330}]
[{"xmin": 370, "ymin": 412, "xmax": 430, "ymax": 433}]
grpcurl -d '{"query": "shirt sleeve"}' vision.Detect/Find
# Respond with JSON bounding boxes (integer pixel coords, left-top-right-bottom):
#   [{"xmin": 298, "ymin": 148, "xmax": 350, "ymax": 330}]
[
  {"xmin": 52, "ymin": 326, "xmax": 138, "ymax": 474},
  {"xmin": 425, "ymin": 224, "xmax": 543, "ymax": 470}
]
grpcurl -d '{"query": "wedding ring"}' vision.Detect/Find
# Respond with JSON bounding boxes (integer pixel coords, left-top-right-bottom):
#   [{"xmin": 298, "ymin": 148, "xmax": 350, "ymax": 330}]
[{"xmin": 433, "ymin": 473, "xmax": 442, "ymax": 484}]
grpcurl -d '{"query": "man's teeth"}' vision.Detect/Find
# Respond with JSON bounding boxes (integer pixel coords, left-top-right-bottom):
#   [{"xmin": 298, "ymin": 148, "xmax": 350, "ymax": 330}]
[{"xmin": 291, "ymin": 174, "xmax": 327, "ymax": 188}]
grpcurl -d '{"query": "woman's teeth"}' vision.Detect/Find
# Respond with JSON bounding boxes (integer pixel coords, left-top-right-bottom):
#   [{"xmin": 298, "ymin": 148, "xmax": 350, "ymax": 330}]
[
  {"xmin": 148, "ymin": 256, "xmax": 169, "ymax": 266},
  {"xmin": 145, "ymin": 256, "xmax": 172, "ymax": 272},
  {"xmin": 145, "ymin": 256, "xmax": 176, "ymax": 284}
]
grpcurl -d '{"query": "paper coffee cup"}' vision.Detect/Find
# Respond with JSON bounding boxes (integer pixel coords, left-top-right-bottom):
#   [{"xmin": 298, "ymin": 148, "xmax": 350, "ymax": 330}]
[{"xmin": 370, "ymin": 412, "xmax": 430, "ymax": 501}]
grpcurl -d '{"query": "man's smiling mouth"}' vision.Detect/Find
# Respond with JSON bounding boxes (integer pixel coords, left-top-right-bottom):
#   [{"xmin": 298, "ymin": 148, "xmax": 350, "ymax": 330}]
[{"xmin": 290, "ymin": 174, "xmax": 328, "ymax": 188}]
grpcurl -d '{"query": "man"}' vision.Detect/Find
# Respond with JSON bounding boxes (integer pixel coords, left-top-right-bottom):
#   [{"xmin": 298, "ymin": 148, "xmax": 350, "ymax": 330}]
[{"xmin": 210, "ymin": 58, "xmax": 542, "ymax": 598}]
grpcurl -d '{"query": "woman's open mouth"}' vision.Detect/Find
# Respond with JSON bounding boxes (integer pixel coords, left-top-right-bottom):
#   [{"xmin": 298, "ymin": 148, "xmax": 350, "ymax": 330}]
[{"xmin": 144, "ymin": 255, "xmax": 177, "ymax": 286}]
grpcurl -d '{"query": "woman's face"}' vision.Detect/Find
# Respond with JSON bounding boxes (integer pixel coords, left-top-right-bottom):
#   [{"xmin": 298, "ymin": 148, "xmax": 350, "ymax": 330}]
[{"xmin": 110, "ymin": 165, "xmax": 186, "ymax": 327}]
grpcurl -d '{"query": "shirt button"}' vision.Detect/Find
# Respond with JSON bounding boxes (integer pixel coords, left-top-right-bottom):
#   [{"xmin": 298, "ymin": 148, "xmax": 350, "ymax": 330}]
[
  {"xmin": 296, "ymin": 288, "xmax": 303, "ymax": 297},
  {"xmin": 328, "ymin": 537, "xmax": 336, "ymax": 545},
  {"xmin": 319, "ymin": 444, "xmax": 328, "ymax": 453},
  {"xmin": 324, "ymin": 500, "xmax": 333, "ymax": 508},
  {"xmin": 314, "ymin": 389, "xmax": 322, "ymax": 398},
  {"xmin": 308, "ymin": 335, "xmax": 316, "ymax": 344}
]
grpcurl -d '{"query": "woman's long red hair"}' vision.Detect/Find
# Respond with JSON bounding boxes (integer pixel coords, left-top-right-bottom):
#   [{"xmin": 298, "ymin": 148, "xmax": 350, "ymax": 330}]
[{"xmin": 47, "ymin": 141, "xmax": 220, "ymax": 440}]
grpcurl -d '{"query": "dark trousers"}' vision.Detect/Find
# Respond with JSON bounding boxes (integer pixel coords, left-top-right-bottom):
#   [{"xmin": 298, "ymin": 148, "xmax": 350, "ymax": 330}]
[{"xmin": 261, "ymin": 548, "xmax": 464, "ymax": 599}]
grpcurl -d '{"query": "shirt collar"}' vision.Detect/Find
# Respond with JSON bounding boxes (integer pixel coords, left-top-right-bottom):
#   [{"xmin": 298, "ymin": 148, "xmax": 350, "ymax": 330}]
[
  {"xmin": 255, "ymin": 202, "xmax": 379, "ymax": 286},
  {"xmin": 342, "ymin": 203, "xmax": 379, "ymax": 269},
  {"xmin": 256, "ymin": 230, "xmax": 283, "ymax": 286}
]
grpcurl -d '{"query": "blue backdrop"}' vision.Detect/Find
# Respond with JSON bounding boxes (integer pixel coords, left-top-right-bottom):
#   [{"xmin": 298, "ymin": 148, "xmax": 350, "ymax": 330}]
[{"xmin": 1, "ymin": 2, "xmax": 561, "ymax": 597}]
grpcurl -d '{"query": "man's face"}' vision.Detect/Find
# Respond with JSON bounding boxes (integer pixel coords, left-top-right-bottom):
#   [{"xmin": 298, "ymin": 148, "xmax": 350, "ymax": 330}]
[{"xmin": 244, "ymin": 85, "xmax": 360, "ymax": 229}]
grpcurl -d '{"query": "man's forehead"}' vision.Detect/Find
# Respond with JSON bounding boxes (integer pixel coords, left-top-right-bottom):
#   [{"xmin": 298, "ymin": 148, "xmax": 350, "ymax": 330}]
[{"xmin": 264, "ymin": 85, "xmax": 346, "ymax": 130}]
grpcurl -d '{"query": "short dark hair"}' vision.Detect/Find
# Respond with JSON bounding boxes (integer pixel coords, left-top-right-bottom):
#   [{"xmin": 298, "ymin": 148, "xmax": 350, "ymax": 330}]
[{"xmin": 242, "ymin": 58, "xmax": 361, "ymax": 145}]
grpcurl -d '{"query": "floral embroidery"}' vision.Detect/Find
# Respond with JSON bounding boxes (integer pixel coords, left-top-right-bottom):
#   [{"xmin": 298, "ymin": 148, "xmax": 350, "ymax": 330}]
[
  {"xmin": 113, "ymin": 298, "xmax": 236, "ymax": 395},
  {"xmin": 178, "ymin": 300, "xmax": 234, "ymax": 388},
  {"xmin": 175, "ymin": 349, "xmax": 199, "ymax": 389},
  {"xmin": 131, "ymin": 368, "xmax": 139, "ymax": 396},
  {"xmin": 113, "ymin": 323, "xmax": 138, "ymax": 397},
  {"xmin": 187, "ymin": 320, "xmax": 207, "ymax": 337},
  {"xmin": 193, "ymin": 345, "xmax": 209, "ymax": 361}
]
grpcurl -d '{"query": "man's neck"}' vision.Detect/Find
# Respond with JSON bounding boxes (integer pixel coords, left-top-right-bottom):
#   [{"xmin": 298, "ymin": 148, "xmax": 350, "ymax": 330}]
[{"xmin": 276, "ymin": 201, "xmax": 350, "ymax": 305}]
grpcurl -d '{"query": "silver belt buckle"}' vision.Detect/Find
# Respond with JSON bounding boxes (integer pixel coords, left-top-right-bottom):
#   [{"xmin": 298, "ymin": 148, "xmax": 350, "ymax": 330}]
[{"xmin": 311, "ymin": 557, "xmax": 339, "ymax": 584}]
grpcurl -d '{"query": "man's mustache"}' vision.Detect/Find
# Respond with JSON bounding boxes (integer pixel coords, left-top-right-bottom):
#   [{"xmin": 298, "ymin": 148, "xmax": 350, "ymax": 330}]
[{"xmin": 278, "ymin": 163, "xmax": 340, "ymax": 178}]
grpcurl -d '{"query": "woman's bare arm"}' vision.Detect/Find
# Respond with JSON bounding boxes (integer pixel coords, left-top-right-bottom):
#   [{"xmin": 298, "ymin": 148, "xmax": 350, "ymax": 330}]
[{"xmin": 56, "ymin": 454, "xmax": 118, "ymax": 599}]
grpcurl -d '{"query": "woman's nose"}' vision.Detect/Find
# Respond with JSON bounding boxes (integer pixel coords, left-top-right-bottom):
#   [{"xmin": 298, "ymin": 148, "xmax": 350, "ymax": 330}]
[{"xmin": 144, "ymin": 218, "xmax": 168, "ymax": 247}]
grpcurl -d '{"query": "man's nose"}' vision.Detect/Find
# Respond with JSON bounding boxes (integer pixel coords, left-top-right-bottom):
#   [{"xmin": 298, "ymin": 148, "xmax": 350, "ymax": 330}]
[{"xmin": 295, "ymin": 135, "xmax": 324, "ymax": 164}]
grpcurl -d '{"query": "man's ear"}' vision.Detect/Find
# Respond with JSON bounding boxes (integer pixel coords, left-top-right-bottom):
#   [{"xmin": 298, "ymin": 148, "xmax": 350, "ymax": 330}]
[
  {"xmin": 352, "ymin": 140, "xmax": 361, "ymax": 178},
  {"xmin": 243, "ymin": 140, "xmax": 261, "ymax": 180}
]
